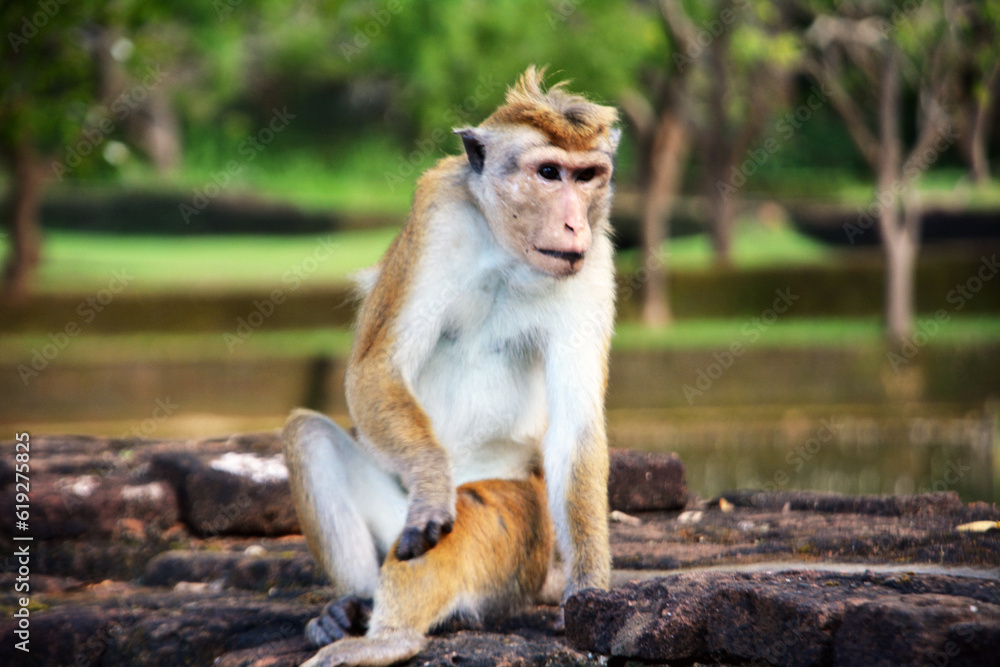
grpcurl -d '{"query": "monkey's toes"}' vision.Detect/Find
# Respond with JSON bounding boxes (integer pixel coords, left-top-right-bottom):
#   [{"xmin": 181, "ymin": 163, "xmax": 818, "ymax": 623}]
[{"xmin": 305, "ymin": 596, "xmax": 373, "ymax": 647}]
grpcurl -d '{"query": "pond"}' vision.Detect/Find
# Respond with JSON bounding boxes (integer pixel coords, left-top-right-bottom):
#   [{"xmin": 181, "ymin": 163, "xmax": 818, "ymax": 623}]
[{"xmin": 609, "ymin": 407, "xmax": 997, "ymax": 504}]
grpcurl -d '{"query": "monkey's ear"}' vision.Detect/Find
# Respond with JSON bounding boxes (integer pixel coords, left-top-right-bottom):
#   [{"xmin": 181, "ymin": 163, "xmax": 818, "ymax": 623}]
[
  {"xmin": 608, "ymin": 127, "xmax": 622, "ymax": 152},
  {"xmin": 455, "ymin": 128, "xmax": 486, "ymax": 174}
]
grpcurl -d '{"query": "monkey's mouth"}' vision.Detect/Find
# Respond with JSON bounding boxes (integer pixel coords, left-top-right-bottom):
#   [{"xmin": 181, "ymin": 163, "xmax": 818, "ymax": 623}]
[{"xmin": 535, "ymin": 248, "xmax": 585, "ymax": 264}]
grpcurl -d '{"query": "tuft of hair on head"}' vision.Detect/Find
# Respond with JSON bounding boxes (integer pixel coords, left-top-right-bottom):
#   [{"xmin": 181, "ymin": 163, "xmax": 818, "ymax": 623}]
[{"xmin": 482, "ymin": 65, "xmax": 619, "ymax": 152}]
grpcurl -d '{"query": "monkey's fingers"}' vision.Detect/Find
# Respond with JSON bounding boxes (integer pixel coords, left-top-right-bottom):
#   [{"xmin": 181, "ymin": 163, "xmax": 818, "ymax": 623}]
[{"xmin": 395, "ymin": 518, "xmax": 454, "ymax": 560}]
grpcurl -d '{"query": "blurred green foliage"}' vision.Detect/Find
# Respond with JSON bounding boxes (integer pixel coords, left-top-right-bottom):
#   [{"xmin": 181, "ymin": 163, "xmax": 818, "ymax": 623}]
[{"xmin": 2, "ymin": 0, "xmax": 999, "ymax": 208}]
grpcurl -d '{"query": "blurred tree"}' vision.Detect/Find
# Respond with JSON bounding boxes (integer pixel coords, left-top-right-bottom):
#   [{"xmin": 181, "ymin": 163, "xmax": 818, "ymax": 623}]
[
  {"xmin": 334, "ymin": 0, "xmax": 661, "ymax": 313},
  {"xmin": 951, "ymin": 0, "xmax": 1000, "ymax": 184},
  {"xmin": 2, "ymin": 0, "xmax": 107, "ymax": 300},
  {"xmin": 665, "ymin": 1, "xmax": 798, "ymax": 265},
  {"xmin": 622, "ymin": 0, "xmax": 799, "ymax": 323},
  {"xmin": 803, "ymin": 0, "xmax": 962, "ymax": 345},
  {"xmin": 337, "ymin": 0, "xmax": 652, "ymax": 139},
  {"xmin": 0, "ymin": 0, "xmax": 299, "ymax": 299}
]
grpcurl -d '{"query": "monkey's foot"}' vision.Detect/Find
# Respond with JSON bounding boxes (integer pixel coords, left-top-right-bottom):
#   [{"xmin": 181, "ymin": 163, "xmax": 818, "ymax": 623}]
[
  {"xmin": 300, "ymin": 629, "xmax": 425, "ymax": 667},
  {"xmin": 305, "ymin": 595, "xmax": 373, "ymax": 647}
]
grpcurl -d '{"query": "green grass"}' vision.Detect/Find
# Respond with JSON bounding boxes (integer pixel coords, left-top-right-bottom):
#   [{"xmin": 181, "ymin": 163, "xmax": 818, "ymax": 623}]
[
  {"xmin": 10, "ymin": 219, "xmax": 835, "ymax": 295},
  {"xmin": 613, "ymin": 315, "xmax": 1000, "ymax": 349},
  {"xmin": 0, "ymin": 328, "xmax": 355, "ymax": 365},
  {"xmin": 4, "ymin": 317, "xmax": 999, "ymax": 366},
  {"xmin": 617, "ymin": 218, "xmax": 839, "ymax": 272},
  {"xmin": 20, "ymin": 227, "xmax": 400, "ymax": 294},
  {"xmin": 122, "ymin": 133, "xmax": 423, "ymax": 215},
  {"xmin": 829, "ymin": 168, "xmax": 1000, "ymax": 209}
]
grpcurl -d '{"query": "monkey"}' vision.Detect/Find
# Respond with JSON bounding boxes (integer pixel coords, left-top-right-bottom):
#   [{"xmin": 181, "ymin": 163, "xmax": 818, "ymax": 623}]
[{"xmin": 282, "ymin": 66, "xmax": 620, "ymax": 667}]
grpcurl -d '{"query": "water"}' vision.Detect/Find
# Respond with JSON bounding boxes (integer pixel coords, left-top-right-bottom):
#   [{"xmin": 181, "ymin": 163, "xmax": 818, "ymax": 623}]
[{"xmin": 609, "ymin": 408, "xmax": 997, "ymax": 504}]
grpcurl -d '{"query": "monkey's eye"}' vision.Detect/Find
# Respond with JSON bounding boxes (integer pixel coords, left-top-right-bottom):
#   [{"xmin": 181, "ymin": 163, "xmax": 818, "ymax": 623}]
[
  {"xmin": 538, "ymin": 164, "xmax": 561, "ymax": 181},
  {"xmin": 576, "ymin": 168, "xmax": 597, "ymax": 183}
]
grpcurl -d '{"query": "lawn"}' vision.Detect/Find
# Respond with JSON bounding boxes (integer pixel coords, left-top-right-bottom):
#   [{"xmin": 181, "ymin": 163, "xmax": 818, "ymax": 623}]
[
  {"xmin": 3, "ymin": 316, "xmax": 999, "ymax": 367},
  {"xmin": 11, "ymin": 217, "xmax": 838, "ymax": 295},
  {"xmin": 18, "ymin": 227, "xmax": 400, "ymax": 294}
]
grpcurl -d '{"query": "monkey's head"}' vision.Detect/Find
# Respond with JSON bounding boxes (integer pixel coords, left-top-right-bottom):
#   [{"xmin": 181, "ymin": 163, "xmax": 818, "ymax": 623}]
[{"xmin": 455, "ymin": 66, "xmax": 620, "ymax": 278}]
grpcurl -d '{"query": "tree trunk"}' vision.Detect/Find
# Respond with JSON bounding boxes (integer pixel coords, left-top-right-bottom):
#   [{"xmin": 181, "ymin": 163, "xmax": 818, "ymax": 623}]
[
  {"xmin": 966, "ymin": 64, "xmax": 998, "ymax": 185},
  {"xmin": 708, "ymin": 187, "xmax": 736, "ymax": 263},
  {"xmin": 882, "ymin": 210, "xmax": 918, "ymax": 346},
  {"xmin": 641, "ymin": 110, "xmax": 690, "ymax": 326},
  {"xmin": 2, "ymin": 142, "xmax": 47, "ymax": 302},
  {"xmin": 875, "ymin": 46, "xmax": 915, "ymax": 346}
]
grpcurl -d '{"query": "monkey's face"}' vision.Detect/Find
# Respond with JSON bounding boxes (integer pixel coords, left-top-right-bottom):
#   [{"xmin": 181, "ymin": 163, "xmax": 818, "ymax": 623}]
[{"xmin": 460, "ymin": 128, "xmax": 615, "ymax": 278}]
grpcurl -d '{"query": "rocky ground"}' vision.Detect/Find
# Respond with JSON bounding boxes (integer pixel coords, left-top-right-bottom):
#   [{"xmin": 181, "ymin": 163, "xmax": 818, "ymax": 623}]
[{"xmin": 1, "ymin": 432, "xmax": 998, "ymax": 666}]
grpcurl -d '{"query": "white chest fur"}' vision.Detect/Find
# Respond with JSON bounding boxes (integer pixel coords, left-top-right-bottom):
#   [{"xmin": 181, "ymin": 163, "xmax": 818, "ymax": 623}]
[
  {"xmin": 409, "ymin": 260, "xmax": 551, "ymax": 484},
  {"xmin": 384, "ymin": 202, "xmax": 614, "ymax": 485}
]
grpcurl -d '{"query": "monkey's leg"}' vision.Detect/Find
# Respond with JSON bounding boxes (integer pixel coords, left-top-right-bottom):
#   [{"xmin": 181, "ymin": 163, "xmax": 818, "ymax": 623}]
[
  {"xmin": 301, "ymin": 475, "xmax": 554, "ymax": 667},
  {"xmin": 282, "ymin": 409, "xmax": 408, "ymax": 597}
]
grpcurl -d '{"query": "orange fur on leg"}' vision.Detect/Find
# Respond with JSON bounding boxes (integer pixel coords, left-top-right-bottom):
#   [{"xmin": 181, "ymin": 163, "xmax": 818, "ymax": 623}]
[{"xmin": 305, "ymin": 474, "xmax": 552, "ymax": 667}]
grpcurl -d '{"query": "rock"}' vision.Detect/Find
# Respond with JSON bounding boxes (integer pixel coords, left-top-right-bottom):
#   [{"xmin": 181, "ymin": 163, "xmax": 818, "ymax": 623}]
[
  {"xmin": 142, "ymin": 550, "xmax": 242, "ymax": 587},
  {"xmin": 142, "ymin": 548, "xmax": 326, "ymax": 591},
  {"xmin": 150, "ymin": 453, "xmax": 298, "ymax": 536},
  {"xmin": 217, "ymin": 608, "xmax": 597, "ymax": 667},
  {"xmin": 413, "ymin": 630, "xmax": 601, "ymax": 667},
  {"xmin": 608, "ymin": 448, "xmax": 687, "ymax": 512},
  {"xmin": 835, "ymin": 594, "xmax": 1000, "ymax": 667},
  {"xmin": 214, "ymin": 638, "xmax": 315, "ymax": 667},
  {"xmin": 229, "ymin": 552, "xmax": 325, "ymax": 591},
  {"xmin": 6, "ymin": 427, "xmax": 1000, "ymax": 667},
  {"xmin": 566, "ymin": 570, "xmax": 1000, "ymax": 666},
  {"xmin": 101, "ymin": 597, "xmax": 316, "ymax": 667},
  {"xmin": 216, "ymin": 632, "xmax": 599, "ymax": 667},
  {"xmin": 716, "ymin": 489, "xmax": 965, "ymax": 516},
  {"xmin": 704, "ymin": 576, "xmax": 850, "ymax": 666},
  {"xmin": 0, "ymin": 604, "xmax": 138, "ymax": 666},
  {"xmin": 0, "ymin": 476, "xmax": 177, "ymax": 540},
  {"xmin": 566, "ymin": 577, "xmax": 710, "ymax": 662}
]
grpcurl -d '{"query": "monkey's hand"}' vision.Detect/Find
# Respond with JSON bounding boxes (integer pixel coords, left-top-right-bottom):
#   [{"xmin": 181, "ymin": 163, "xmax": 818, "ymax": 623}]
[
  {"xmin": 305, "ymin": 595, "xmax": 373, "ymax": 647},
  {"xmin": 394, "ymin": 499, "xmax": 454, "ymax": 560}
]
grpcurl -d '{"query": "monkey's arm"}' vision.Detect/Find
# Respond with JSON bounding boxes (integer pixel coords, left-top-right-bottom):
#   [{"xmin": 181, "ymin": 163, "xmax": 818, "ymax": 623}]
[
  {"xmin": 542, "ymin": 323, "xmax": 613, "ymax": 598},
  {"xmin": 345, "ymin": 216, "xmax": 459, "ymax": 561},
  {"xmin": 347, "ymin": 355, "xmax": 456, "ymax": 560}
]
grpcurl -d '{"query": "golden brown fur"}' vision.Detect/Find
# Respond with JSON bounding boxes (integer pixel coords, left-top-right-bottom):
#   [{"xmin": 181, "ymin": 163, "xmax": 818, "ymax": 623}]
[{"xmin": 483, "ymin": 66, "xmax": 619, "ymax": 152}]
